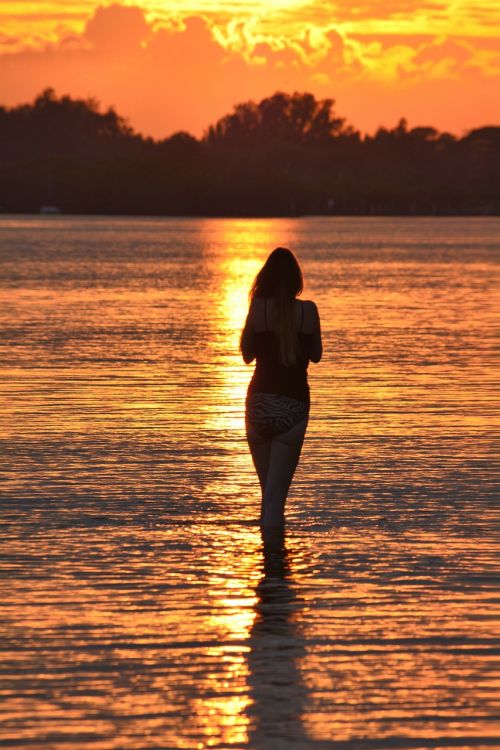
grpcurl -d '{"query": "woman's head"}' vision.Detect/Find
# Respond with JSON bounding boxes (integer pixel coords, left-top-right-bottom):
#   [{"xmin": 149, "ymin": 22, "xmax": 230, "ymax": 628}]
[{"xmin": 250, "ymin": 247, "xmax": 303, "ymax": 301}]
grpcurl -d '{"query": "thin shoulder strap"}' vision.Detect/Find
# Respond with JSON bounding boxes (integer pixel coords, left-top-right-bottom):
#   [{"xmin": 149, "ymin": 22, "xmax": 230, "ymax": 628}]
[
  {"xmin": 264, "ymin": 298, "xmax": 268, "ymax": 331},
  {"xmin": 300, "ymin": 300, "xmax": 304, "ymax": 333}
]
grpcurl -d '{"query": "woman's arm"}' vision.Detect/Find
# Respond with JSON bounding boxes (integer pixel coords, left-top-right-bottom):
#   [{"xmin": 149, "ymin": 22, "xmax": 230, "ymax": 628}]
[
  {"xmin": 240, "ymin": 308, "xmax": 255, "ymax": 364},
  {"xmin": 309, "ymin": 301, "xmax": 323, "ymax": 363}
]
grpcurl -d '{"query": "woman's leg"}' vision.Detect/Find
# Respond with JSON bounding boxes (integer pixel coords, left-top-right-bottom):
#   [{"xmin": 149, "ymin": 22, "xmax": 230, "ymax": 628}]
[
  {"xmin": 246, "ymin": 422, "xmax": 272, "ymax": 520},
  {"xmin": 261, "ymin": 416, "xmax": 308, "ymax": 528}
]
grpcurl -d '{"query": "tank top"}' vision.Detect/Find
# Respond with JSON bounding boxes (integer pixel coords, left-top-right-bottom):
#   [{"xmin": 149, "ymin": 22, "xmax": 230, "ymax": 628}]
[{"xmin": 247, "ymin": 299, "xmax": 313, "ymax": 405}]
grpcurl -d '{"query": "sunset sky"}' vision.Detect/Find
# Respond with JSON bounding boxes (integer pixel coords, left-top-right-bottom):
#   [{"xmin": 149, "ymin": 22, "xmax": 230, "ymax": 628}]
[{"xmin": 1, "ymin": 1, "xmax": 499, "ymax": 139}]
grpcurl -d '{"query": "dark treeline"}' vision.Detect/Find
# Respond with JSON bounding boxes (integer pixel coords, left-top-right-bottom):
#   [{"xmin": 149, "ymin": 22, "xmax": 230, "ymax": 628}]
[{"xmin": 1, "ymin": 88, "xmax": 499, "ymax": 215}]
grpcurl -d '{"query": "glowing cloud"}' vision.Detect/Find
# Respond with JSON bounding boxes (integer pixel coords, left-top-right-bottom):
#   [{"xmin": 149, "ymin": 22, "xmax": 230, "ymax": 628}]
[{"xmin": 0, "ymin": 1, "xmax": 499, "ymax": 137}]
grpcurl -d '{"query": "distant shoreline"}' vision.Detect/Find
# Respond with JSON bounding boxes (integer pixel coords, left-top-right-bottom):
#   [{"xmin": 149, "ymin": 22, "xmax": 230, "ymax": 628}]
[
  {"xmin": 2, "ymin": 91, "xmax": 498, "ymax": 219},
  {"xmin": 1, "ymin": 210, "xmax": 499, "ymax": 219}
]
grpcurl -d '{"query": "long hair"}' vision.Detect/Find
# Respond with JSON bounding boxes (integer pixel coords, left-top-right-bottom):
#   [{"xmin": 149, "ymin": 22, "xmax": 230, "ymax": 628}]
[{"xmin": 250, "ymin": 247, "xmax": 303, "ymax": 366}]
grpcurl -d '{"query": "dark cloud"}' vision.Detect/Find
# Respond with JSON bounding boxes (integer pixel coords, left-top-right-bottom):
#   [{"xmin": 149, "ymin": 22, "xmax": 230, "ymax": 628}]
[{"xmin": 84, "ymin": 3, "xmax": 151, "ymax": 52}]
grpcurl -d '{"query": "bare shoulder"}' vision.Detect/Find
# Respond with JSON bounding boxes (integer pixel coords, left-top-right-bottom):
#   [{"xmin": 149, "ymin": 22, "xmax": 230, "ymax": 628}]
[
  {"xmin": 301, "ymin": 299, "xmax": 319, "ymax": 317},
  {"xmin": 300, "ymin": 299, "xmax": 320, "ymax": 332}
]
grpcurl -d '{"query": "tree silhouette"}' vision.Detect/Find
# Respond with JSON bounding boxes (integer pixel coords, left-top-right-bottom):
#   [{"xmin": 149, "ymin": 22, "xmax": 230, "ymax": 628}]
[
  {"xmin": 0, "ymin": 89, "xmax": 498, "ymax": 215},
  {"xmin": 206, "ymin": 92, "xmax": 347, "ymax": 145}
]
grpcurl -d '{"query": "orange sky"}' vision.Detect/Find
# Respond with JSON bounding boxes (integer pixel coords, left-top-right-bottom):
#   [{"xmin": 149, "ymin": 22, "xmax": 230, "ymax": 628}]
[{"xmin": 1, "ymin": 1, "xmax": 499, "ymax": 138}]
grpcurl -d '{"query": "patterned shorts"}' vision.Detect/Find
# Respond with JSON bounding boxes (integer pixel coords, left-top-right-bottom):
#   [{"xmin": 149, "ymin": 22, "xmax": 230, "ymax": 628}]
[{"xmin": 246, "ymin": 392, "xmax": 309, "ymax": 438}]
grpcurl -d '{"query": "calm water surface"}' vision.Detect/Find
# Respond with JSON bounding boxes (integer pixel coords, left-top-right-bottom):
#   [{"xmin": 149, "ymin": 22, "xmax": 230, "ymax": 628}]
[{"xmin": 0, "ymin": 216, "xmax": 498, "ymax": 749}]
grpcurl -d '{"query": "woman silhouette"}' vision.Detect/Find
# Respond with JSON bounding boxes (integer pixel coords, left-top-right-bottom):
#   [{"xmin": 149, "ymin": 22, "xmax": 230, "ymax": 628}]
[{"xmin": 240, "ymin": 248, "xmax": 322, "ymax": 528}]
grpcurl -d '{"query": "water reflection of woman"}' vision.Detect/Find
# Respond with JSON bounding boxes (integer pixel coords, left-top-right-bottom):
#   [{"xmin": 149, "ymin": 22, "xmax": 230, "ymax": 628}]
[
  {"xmin": 240, "ymin": 248, "xmax": 322, "ymax": 528},
  {"xmin": 246, "ymin": 529, "xmax": 308, "ymax": 748}
]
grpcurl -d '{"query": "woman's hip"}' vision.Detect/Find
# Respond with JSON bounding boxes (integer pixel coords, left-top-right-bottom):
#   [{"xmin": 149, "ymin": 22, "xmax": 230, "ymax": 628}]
[{"xmin": 245, "ymin": 391, "xmax": 309, "ymax": 439}]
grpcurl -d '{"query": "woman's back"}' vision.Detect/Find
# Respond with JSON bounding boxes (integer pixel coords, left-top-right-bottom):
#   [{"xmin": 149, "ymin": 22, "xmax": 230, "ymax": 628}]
[
  {"xmin": 243, "ymin": 298, "xmax": 322, "ymax": 361},
  {"xmin": 245, "ymin": 298, "xmax": 321, "ymax": 404},
  {"xmin": 251, "ymin": 297, "xmax": 312, "ymax": 333}
]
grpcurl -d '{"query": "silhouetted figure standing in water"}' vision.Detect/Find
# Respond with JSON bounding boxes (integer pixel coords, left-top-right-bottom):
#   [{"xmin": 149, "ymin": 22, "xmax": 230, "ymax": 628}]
[{"xmin": 240, "ymin": 248, "xmax": 322, "ymax": 528}]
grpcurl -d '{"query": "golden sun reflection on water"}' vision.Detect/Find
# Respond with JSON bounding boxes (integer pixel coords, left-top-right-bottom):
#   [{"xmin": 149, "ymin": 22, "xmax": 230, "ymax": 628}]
[
  {"xmin": 192, "ymin": 224, "xmax": 308, "ymax": 744},
  {"xmin": 207, "ymin": 254, "xmax": 258, "ymax": 435},
  {"xmin": 185, "ymin": 224, "xmax": 298, "ymax": 745},
  {"xmin": 189, "ymin": 527, "xmax": 261, "ymax": 748},
  {"xmin": 201, "ymin": 222, "xmax": 264, "ymax": 437}
]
